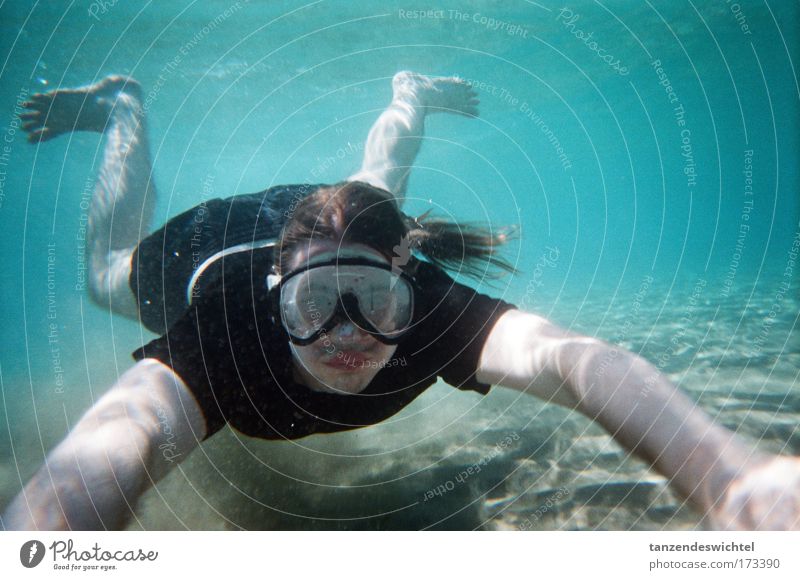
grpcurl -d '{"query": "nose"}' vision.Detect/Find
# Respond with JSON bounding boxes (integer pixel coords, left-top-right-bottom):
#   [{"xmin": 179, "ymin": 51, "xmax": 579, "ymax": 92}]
[{"xmin": 331, "ymin": 321, "xmax": 370, "ymax": 344}]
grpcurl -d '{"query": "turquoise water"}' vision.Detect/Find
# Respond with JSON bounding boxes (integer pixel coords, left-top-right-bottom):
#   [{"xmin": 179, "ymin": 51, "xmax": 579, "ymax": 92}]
[{"xmin": 1, "ymin": 0, "xmax": 798, "ymax": 530}]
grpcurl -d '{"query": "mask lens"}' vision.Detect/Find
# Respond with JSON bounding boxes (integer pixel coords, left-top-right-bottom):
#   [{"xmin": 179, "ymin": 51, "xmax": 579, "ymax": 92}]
[
  {"xmin": 280, "ymin": 271, "xmax": 337, "ymax": 341},
  {"xmin": 337, "ymin": 268, "xmax": 412, "ymax": 336},
  {"xmin": 279, "ymin": 264, "xmax": 413, "ymax": 341}
]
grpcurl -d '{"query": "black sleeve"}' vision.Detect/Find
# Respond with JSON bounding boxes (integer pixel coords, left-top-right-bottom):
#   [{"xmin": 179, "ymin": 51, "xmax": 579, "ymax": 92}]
[
  {"xmin": 411, "ymin": 261, "xmax": 517, "ymax": 394},
  {"xmin": 132, "ymin": 280, "xmax": 276, "ymax": 440}
]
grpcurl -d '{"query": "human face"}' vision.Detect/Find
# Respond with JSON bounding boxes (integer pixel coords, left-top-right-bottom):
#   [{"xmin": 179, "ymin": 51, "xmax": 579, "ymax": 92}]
[{"xmin": 286, "ymin": 241, "xmax": 399, "ymax": 395}]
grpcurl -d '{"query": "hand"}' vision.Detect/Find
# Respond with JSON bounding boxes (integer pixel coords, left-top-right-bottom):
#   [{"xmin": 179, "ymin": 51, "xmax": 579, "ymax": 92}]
[{"xmin": 708, "ymin": 455, "xmax": 800, "ymax": 530}]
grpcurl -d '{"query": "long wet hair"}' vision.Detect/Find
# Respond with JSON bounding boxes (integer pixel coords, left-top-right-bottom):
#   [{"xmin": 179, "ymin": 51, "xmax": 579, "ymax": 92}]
[{"xmin": 274, "ymin": 181, "xmax": 517, "ymax": 279}]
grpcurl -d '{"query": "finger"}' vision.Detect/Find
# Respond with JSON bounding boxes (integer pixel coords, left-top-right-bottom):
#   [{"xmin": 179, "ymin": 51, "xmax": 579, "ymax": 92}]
[{"xmin": 19, "ymin": 111, "xmax": 40, "ymax": 121}]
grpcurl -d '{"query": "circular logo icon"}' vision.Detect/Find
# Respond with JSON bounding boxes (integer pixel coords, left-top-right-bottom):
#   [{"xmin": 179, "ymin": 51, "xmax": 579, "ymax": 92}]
[{"xmin": 20, "ymin": 540, "xmax": 46, "ymax": 568}]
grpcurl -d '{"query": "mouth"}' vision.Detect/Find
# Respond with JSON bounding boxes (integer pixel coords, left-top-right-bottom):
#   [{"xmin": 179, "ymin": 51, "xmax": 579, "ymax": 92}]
[{"xmin": 323, "ymin": 349, "xmax": 372, "ymax": 371}]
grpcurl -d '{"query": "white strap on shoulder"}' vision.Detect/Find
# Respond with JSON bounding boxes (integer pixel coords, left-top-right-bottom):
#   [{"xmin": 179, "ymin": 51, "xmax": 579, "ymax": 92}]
[{"xmin": 186, "ymin": 239, "xmax": 276, "ymax": 304}]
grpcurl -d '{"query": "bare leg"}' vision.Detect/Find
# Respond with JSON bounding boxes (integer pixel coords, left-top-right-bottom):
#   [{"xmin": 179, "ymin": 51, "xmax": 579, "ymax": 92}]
[
  {"xmin": 348, "ymin": 71, "xmax": 479, "ymax": 206},
  {"xmin": 22, "ymin": 76, "xmax": 154, "ymax": 319}
]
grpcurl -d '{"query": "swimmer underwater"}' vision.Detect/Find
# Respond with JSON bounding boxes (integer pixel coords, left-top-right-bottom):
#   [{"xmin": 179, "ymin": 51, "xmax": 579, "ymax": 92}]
[{"xmin": 3, "ymin": 72, "xmax": 800, "ymax": 531}]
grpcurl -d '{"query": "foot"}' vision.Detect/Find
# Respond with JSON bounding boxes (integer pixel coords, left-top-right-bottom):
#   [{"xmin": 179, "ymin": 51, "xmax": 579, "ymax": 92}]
[
  {"xmin": 392, "ymin": 71, "xmax": 479, "ymax": 117},
  {"xmin": 21, "ymin": 75, "xmax": 142, "ymax": 142}
]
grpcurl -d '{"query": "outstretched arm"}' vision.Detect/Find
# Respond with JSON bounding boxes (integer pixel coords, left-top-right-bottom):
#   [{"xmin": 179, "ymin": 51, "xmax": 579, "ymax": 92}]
[
  {"xmin": 477, "ymin": 309, "xmax": 800, "ymax": 530},
  {"xmin": 2, "ymin": 359, "xmax": 205, "ymax": 530}
]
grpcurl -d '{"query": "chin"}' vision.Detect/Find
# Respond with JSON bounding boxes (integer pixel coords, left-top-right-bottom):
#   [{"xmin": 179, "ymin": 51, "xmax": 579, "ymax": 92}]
[
  {"xmin": 297, "ymin": 363, "xmax": 378, "ymax": 395},
  {"xmin": 323, "ymin": 371, "xmax": 376, "ymax": 394}
]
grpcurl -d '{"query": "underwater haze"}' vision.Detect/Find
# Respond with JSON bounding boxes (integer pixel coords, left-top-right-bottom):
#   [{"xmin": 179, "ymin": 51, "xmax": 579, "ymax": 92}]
[{"xmin": 0, "ymin": 0, "xmax": 798, "ymax": 530}]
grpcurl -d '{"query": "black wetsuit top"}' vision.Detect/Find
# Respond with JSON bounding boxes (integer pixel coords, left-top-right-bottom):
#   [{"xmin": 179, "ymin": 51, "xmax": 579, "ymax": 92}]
[
  {"xmin": 130, "ymin": 185, "xmax": 515, "ymax": 441},
  {"xmin": 130, "ymin": 183, "xmax": 319, "ymax": 335}
]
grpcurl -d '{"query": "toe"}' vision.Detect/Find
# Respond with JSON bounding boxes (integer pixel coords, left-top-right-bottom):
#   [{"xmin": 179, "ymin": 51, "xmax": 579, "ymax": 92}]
[
  {"xmin": 21, "ymin": 120, "xmax": 43, "ymax": 131},
  {"xmin": 27, "ymin": 129, "xmax": 46, "ymax": 143},
  {"xmin": 23, "ymin": 100, "xmax": 48, "ymax": 113}
]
